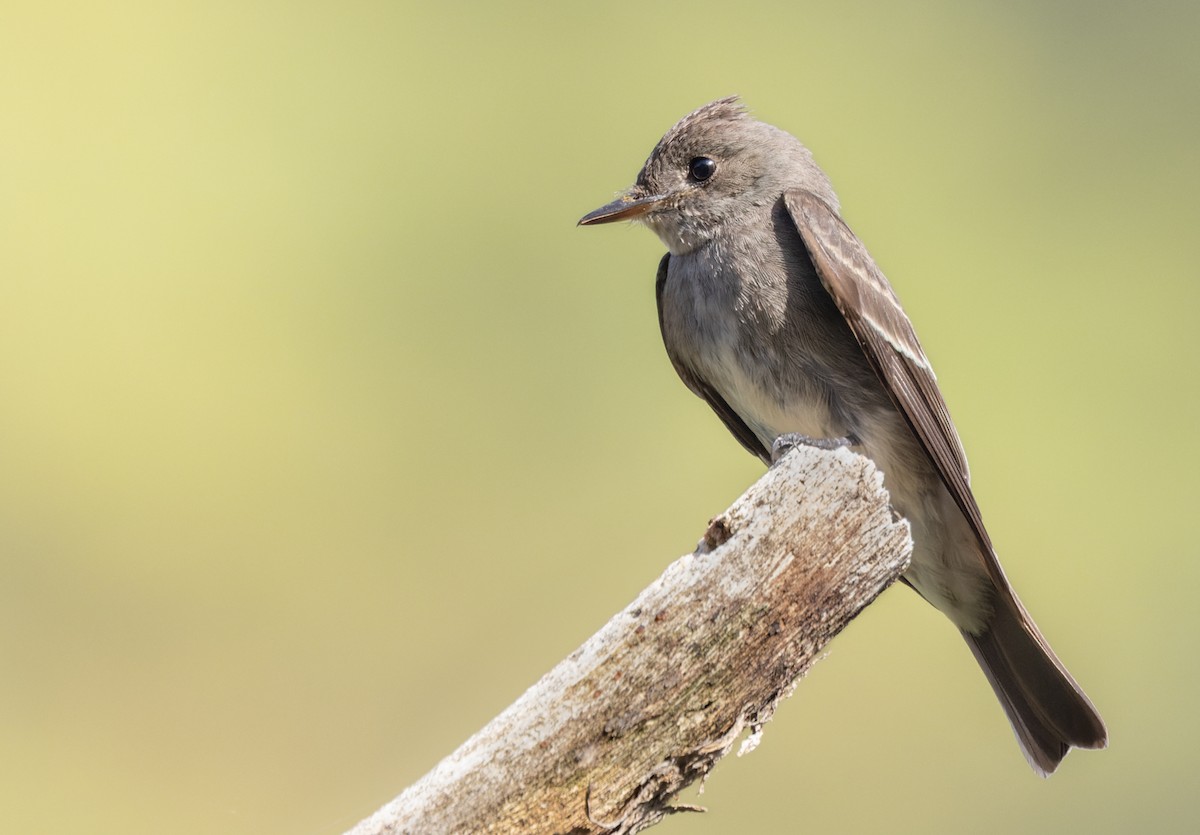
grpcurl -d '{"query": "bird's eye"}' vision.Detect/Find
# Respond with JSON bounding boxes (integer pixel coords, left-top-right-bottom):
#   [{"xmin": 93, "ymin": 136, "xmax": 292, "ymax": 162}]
[{"xmin": 688, "ymin": 157, "xmax": 716, "ymax": 182}]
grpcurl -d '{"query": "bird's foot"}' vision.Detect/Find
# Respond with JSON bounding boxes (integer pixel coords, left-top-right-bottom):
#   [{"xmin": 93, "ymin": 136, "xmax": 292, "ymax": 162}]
[{"xmin": 771, "ymin": 432, "xmax": 858, "ymax": 465}]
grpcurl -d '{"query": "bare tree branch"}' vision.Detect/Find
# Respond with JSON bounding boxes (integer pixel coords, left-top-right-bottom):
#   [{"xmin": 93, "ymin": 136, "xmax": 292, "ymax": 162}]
[{"xmin": 347, "ymin": 446, "xmax": 912, "ymax": 835}]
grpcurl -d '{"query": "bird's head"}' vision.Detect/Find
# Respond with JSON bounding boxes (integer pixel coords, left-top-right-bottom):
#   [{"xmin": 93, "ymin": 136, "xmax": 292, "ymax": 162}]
[{"xmin": 579, "ymin": 97, "xmax": 837, "ymax": 255}]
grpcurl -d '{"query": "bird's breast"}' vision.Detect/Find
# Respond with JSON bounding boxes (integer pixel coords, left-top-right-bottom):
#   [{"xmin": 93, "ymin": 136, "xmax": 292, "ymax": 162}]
[{"xmin": 661, "ymin": 247, "xmax": 845, "ymax": 447}]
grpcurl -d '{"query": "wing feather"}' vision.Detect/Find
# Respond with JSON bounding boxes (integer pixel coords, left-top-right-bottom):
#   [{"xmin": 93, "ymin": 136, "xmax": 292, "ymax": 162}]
[{"xmin": 783, "ymin": 190, "xmax": 993, "ymax": 554}]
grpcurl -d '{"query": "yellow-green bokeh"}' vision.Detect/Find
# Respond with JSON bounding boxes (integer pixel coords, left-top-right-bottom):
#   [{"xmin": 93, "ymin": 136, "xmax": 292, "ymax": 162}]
[{"xmin": 2, "ymin": 2, "xmax": 1197, "ymax": 832}]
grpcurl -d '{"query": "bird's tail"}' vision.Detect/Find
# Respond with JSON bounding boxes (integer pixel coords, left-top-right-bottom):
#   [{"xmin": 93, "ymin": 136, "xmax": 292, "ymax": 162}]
[{"xmin": 962, "ymin": 584, "xmax": 1107, "ymax": 775}]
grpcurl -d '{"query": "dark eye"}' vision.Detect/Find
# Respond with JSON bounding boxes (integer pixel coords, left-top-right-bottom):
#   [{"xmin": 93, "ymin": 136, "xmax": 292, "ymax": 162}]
[{"xmin": 688, "ymin": 157, "xmax": 716, "ymax": 182}]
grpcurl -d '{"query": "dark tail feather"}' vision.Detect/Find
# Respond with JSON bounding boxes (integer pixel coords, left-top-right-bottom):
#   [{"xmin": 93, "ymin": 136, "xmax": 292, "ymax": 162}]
[{"xmin": 962, "ymin": 589, "xmax": 1107, "ymax": 776}]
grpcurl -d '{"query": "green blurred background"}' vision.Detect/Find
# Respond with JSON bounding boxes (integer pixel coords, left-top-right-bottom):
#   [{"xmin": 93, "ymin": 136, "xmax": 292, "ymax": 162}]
[{"xmin": 2, "ymin": 1, "xmax": 1197, "ymax": 832}]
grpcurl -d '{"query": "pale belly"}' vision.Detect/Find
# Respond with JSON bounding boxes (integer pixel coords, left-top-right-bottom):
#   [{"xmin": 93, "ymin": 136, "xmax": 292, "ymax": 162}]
[{"xmin": 692, "ymin": 325, "xmax": 848, "ymax": 447}]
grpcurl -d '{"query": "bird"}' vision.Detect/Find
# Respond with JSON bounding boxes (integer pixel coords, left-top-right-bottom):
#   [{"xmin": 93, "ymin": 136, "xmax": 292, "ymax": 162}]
[{"xmin": 578, "ymin": 96, "xmax": 1106, "ymax": 774}]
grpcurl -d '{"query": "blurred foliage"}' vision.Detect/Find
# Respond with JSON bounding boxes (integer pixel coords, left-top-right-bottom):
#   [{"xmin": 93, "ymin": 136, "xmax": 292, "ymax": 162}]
[{"xmin": 1, "ymin": 1, "xmax": 1197, "ymax": 833}]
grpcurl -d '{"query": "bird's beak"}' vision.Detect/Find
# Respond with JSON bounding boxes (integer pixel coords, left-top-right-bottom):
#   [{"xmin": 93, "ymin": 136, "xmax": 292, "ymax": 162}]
[{"xmin": 578, "ymin": 188, "xmax": 666, "ymax": 226}]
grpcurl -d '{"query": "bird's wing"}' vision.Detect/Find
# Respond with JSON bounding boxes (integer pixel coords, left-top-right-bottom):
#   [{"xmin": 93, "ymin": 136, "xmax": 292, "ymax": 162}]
[
  {"xmin": 655, "ymin": 253, "xmax": 771, "ymax": 462},
  {"xmin": 783, "ymin": 189, "xmax": 992, "ymax": 553}
]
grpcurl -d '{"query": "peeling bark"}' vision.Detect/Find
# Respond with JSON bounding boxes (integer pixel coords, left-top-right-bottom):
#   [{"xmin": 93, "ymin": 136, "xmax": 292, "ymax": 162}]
[{"xmin": 347, "ymin": 446, "xmax": 912, "ymax": 835}]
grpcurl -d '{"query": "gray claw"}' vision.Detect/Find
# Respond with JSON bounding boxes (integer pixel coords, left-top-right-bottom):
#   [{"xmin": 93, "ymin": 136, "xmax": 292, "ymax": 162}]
[{"xmin": 771, "ymin": 433, "xmax": 856, "ymax": 464}]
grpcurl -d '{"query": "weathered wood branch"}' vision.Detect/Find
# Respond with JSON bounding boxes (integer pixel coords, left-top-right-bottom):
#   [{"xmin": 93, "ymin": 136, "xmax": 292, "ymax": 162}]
[{"xmin": 347, "ymin": 446, "xmax": 912, "ymax": 835}]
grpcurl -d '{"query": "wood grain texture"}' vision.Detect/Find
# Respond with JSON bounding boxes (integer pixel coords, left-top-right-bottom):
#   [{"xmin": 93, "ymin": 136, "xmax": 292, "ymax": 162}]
[{"xmin": 347, "ymin": 446, "xmax": 912, "ymax": 835}]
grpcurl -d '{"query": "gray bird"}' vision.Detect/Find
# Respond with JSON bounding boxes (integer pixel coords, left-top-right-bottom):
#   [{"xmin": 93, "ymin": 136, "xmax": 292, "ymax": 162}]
[{"xmin": 579, "ymin": 96, "xmax": 1106, "ymax": 775}]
